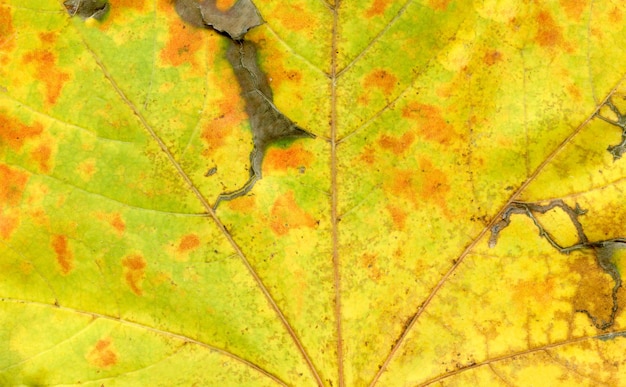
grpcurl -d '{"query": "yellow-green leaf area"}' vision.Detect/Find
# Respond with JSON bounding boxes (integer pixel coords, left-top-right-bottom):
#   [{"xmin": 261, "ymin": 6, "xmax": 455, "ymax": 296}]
[{"xmin": 3, "ymin": 0, "xmax": 626, "ymax": 386}]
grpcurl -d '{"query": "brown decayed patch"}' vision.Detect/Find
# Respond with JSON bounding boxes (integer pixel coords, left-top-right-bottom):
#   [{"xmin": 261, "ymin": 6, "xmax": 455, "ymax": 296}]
[
  {"xmin": 265, "ymin": 143, "xmax": 313, "ymax": 172},
  {"xmin": 0, "ymin": 6, "xmax": 15, "ymax": 64},
  {"xmin": 110, "ymin": 0, "xmax": 146, "ymax": 11},
  {"xmin": 378, "ymin": 132, "xmax": 415, "ymax": 155},
  {"xmin": 559, "ymin": 0, "xmax": 586, "ymax": 21},
  {"xmin": 31, "ymin": 144, "xmax": 51, "ymax": 173},
  {"xmin": 570, "ymin": 255, "xmax": 617, "ymax": 324},
  {"xmin": 0, "ymin": 113, "xmax": 44, "ymax": 151},
  {"xmin": 86, "ymin": 338, "xmax": 118, "ymax": 368},
  {"xmin": 386, "ymin": 204, "xmax": 407, "ymax": 230},
  {"xmin": 270, "ymin": 191, "xmax": 317, "ymax": 236},
  {"xmin": 361, "ymin": 253, "xmax": 382, "ymax": 282},
  {"xmin": 0, "ymin": 213, "xmax": 19, "ymax": 240},
  {"xmin": 402, "ymin": 102, "xmax": 457, "ymax": 146},
  {"xmin": 365, "ymin": 0, "xmax": 392, "ymax": 18},
  {"xmin": 52, "ymin": 235, "xmax": 73, "ymax": 275},
  {"xmin": 178, "ymin": 234, "xmax": 200, "ymax": 253},
  {"xmin": 483, "ymin": 50, "xmax": 502, "ymax": 66},
  {"xmin": 0, "ymin": 164, "xmax": 29, "ymax": 206},
  {"xmin": 160, "ymin": 20, "xmax": 204, "ymax": 69},
  {"xmin": 535, "ymin": 11, "xmax": 564, "ymax": 48},
  {"xmin": 122, "ymin": 254, "xmax": 146, "ymax": 296},
  {"xmin": 22, "ymin": 49, "xmax": 70, "ymax": 106},
  {"xmin": 364, "ymin": 69, "xmax": 397, "ymax": 96},
  {"xmin": 428, "ymin": 0, "xmax": 451, "ymax": 11},
  {"xmin": 201, "ymin": 97, "xmax": 246, "ymax": 154}
]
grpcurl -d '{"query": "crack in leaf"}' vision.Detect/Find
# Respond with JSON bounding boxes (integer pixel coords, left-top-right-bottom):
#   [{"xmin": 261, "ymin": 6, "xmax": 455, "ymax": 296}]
[
  {"xmin": 489, "ymin": 199, "xmax": 623, "ymax": 330},
  {"xmin": 596, "ymin": 96, "xmax": 626, "ymax": 160},
  {"xmin": 175, "ymin": 0, "xmax": 263, "ymax": 40},
  {"xmin": 63, "ymin": 0, "xmax": 110, "ymax": 20}
]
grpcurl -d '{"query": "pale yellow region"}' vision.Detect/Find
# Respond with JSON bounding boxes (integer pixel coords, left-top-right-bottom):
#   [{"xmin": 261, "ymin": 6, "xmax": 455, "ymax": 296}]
[
  {"xmin": 436, "ymin": 20, "xmax": 477, "ymax": 72},
  {"xmin": 474, "ymin": 0, "xmax": 521, "ymax": 23},
  {"xmin": 77, "ymin": 158, "xmax": 97, "ymax": 182}
]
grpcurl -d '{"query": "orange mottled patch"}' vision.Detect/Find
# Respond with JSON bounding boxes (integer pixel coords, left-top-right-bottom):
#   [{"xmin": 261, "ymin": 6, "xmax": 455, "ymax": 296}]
[
  {"xmin": 160, "ymin": 20, "xmax": 204, "ymax": 69},
  {"xmin": 365, "ymin": 0, "xmax": 392, "ymax": 18},
  {"xmin": 388, "ymin": 159, "xmax": 452, "ymax": 218},
  {"xmin": 609, "ymin": 6, "xmax": 623, "ymax": 23},
  {"xmin": 122, "ymin": 254, "xmax": 146, "ymax": 296},
  {"xmin": 361, "ymin": 253, "xmax": 382, "ymax": 282},
  {"xmin": 110, "ymin": 213, "xmax": 125, "ymax": 234},
  {"xmin": 265, "ymin": 143, "xmax": 313, "ymax": 172},
  {"xmin": 274, "ymin": 3, "xmax": 310, "ymax": 32},
  {"xmin": 52, "ymin": 235, "xmax": 73, "ymax": 275},
  {"xmin": 535, "ymin": 11, "xmax": 564, "ymax": 48},
  {"xmin": 31, "ymin": 144, "xmax": 52, "ymax": 173},
  {"xmin": 215, "ymin": 0, "xmax": 237, "ymax": 11},
  {"xmin": 483, "ymin": 50, "xmax": 502, "ymax": 66},
  {"xmin": 386, "ymin": 204, "xmax": 407, "ymax": 230},
  {"xmin": 378, "ymin": 132, "xmax": 415, "ymax": 155},
  {"xmin": 0, "ymin": 164, "xmax": 29, "ymax": 206},
  {"xmin": 567, "ymin": 83, "xmax": 582, "ymax": 102},
  {"xmin": 22, "ymin": 49, "xmax": 70, "ymax": 106},
  {"xmin": 0, "ymin": 213, "xmax": 19, "ymax": 240},
  {"xmin": 86, "ymin": 338, "xmax": 118, "ymax": 368},
  {"xmin": 402, "ymin": 102, "xmax": 457, "ymax": 146},
  {"xmin": 360, "ymin": 145, "xmax": 376, "ymax": 165},
  {"xmin": 0, "ymin": 6, "xmax": 15, "ymax": 65},
  {"xmin": 559, "ymin": 0, "xmax": 586, "ymax": 21},
  {"xmin": 428, "ymin": 0, "xmax": 451, "ymax": 11},
  {"xmin": 77, "ymin": 159, "xmax": 97, "ymax": 181},
  {"xmin": 201, "ymin": 99, "xmax": 246, "ymax": 153},
  {"xmin": 364, "ymin": 69, "xmax": 397, "ymax": 96},
  {"xmin": 110, "ymin": 0, "xmax": 146, "ymax": 11},
  {"xmin": 0, "ymin": 113, "xmax": 44, "ymax": 151},
  {"xmin": 178, "ymin": 234, "xmax": 200, "ymax": 253},
  {"xmin": 270, "ymin": 191, "xmax": 317, "ymax": 236},
  {"xmin": 227, "ymin": 195, "xmax": 256, "ymax": 211}
]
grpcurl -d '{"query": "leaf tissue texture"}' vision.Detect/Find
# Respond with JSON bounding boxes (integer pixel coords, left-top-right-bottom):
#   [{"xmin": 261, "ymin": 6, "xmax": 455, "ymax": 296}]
[{"xmin": 2, "ymin": 0, "xmax": 626, "ymax": 386}]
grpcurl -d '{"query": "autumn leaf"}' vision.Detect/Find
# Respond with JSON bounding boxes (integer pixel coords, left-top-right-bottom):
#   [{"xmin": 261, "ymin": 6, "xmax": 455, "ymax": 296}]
[{"xmin": 2, "ymin": 0, "xmax": 626, "ymax": 386}]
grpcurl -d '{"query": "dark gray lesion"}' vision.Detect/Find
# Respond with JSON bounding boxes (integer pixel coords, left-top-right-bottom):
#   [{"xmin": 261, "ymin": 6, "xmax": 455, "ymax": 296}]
[
  {"xmin": 64, "ymin": 0, "xmax": 110, "ymax": 20},
  {"xmin": 596, "ymin": 97, "xmax": 626, "ymax": 160},
  {"xmin": 490, "ymin": 199, "xmax": 623, "ymax": 329},
  {"xmin": 174, "ymin": 0, "xmax": 316, "ymax": 210}
]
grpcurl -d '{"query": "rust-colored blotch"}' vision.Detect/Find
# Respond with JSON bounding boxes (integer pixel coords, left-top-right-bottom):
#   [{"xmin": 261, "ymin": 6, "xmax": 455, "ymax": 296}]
[
  {"xmin": 0, "ymin": 113, "xmax": 44, "ymax": 152},
  {"xmin": 122, "ymin": 254, "xmax": 146, "ymax": 296},
  {"xmin": 178, "ymin": 234, "xmax": 200, "ymax": 253},
  {"xmin": 265, "ymin": 143, "xmax": 313, "ymax": 172},
  {"xmin": 52, "ymin": 235, "xmax": 73, "ymax": 275},
  {"xmin": 364, "ymin": 69, "xmax": 397, "ymax": 96},
  {"xmin": 378, "ymin": 132, "xmax": 415, "ymax": 155},
  {"xmin": 402, "ymin": 102, "xmax": 458, "ymax": 146},
  {"xmin": 86, "ymin": 338, "xmax": 118, "ymax": 368},
  {"xmin": 365, "ymin": 0, "xmax": 392, "ymax": 18},
  {"xmin": 270, "ymin": 191, "xmax": 316, "ymax": 236},
  {"xmin": 535, "ymin": 11, "xmax": 564, "ymax": 48},
  {"xmin": 160, "ymin": 19, "xmax": 205, "ymax": 69}
]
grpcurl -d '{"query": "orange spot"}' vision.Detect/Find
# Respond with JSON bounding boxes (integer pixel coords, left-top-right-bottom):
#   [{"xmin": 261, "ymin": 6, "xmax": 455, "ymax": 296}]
[
  {"xmin": 0, "ymin": 164, "xmax": 29, "ymax": 206},
  {"xmin": 39, "ymin": 32, "xmax": 56, "ymax": 44},
  {"xmin": 201, "ymin": 99, "xmax": 246, "ymax": 153},
  {"xmin": 22, "ymin": 49, "xmax": 70, "ymax": 106},
  {"xmin": 160, "ymin": 19, "xmax": 204, "ymax": 69},
  {"xmin": 388, "ymin": 159, "xmax": 452, "ymax": 218},
  {"xmin": 0, "ymin": 112, "xmax": 44, "ymax": 151},
  {"xmin": 361, "ymin": 253, "xmax": 381, "ymax": 282},
  {"xmin": 86, "ymin": 338, "xmax": 118, "ymax": 368},
  {"xmin": 31, "ymin": 144, "xmax": 51, "ymax": 173},
  {"xmin": 274, "ymin": 3, "xmax": 309, "ymax": 32},
  {"xmin": 178, "ymin": 234, "xmax": 200, "ymax": 253},
  {"xmin": 365, "ymin": 0, "xmax": 392, "ymax": 18},
  {"xmin": 110, "ymin": 0, "xmax": 146, "ymax": 11},
  {"xmin": 609, "ymin": 7, "xmax": 623, "ymax": 23},
  {"xmin": 483, "ymin": 50, "xmax": 502, "ymax": 66},
  {"xmin": 567, "ymin": 83, "xmax": 582, "ymax": 102},
  {"xmin": 0, "ymin": 6, "xmax": 15, "ymax": 65},
  {"xmin": 402, "ymin": 102, "xmax": 457, "ymax": 146},
  {"xmin": 52, "ymin": 235, "xmax": 73, "ymax": 275},
  {"xmin": 110, "ymin": 213, "xmax": 125, "ymax": 234},
  {"xmin": 0, "ymin": 213, "xmax": 19, "ymax": 240},
  {"xmin": 270, "ymin": 191, "xmax": 317, "ymax": 236},
  {"xmin": 386, "ymin": 204, "xmax": 407, "ymax": 230},
  {"xmin": 360, "ymin": 146, "xmax": 376, "ymax": 165},
  {"xmin": 265, "ymin": 143, "xmax": 313, "ymax": 171},
  {"xmin": 428, "ymin": 0, "xmax": 451, "ymax": 11},
  {"xmin": 535, "ymin": 11, "xmax": 564, "ymax": 48},
  {"xmin": 559, "ymin": 0, "xmax": 586, "ymax": 21},
  {"xmin": 215, "ymin": 0, "xmax": 237, "ymax": 11},
  {"xmin": 364, "ymin": 69, "xmax": 397, "ymax": 96},
  {"xmin": 122, "ymin": 254, "xmax": 146, "ymax": 296},
  {"xmin": 378, "ymin": 132, "xmax": 415, "ymax": 155}
]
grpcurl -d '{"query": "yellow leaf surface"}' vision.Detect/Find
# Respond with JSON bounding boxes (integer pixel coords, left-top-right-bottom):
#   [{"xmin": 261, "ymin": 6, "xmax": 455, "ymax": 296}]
[{"xmin": 1, "ymin": 0, "xmax": 626, "ymax": 385}]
